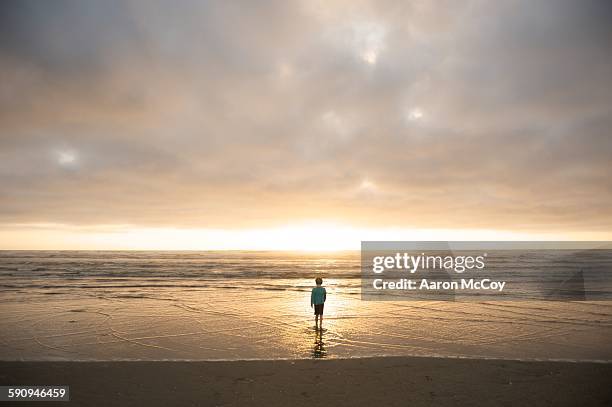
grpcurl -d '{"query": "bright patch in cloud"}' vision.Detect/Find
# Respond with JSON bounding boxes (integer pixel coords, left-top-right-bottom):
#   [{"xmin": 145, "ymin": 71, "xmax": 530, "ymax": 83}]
[
  {"xmin": 406, "ymin": 108, "xmax": 424, "ymax": 121},
  {"xmin": 362, "ymin": 50, "xmax": 377, "ymax": 65},
  {"xmin": 359, "ymin": 178, "xmax": 377, "ymax": 192},
  {"xmin": 56, "ymin": 150, "xmax": 77, "ymax": 167},
  {"xmin": 349, "ymin": 21, "xmax": 386, "ymax": 65}
]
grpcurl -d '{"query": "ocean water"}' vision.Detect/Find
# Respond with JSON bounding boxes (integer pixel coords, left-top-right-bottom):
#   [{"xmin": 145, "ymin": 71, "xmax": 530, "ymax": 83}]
[{"xmin": 0, "ymin": 251, "xmax": 611, "ymax": 361}]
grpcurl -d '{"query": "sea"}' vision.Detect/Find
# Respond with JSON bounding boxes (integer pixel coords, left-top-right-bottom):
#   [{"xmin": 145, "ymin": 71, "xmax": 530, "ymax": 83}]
[{"xmin": 1, "ymin": 251, "xmax": 611, "ymax": 361}]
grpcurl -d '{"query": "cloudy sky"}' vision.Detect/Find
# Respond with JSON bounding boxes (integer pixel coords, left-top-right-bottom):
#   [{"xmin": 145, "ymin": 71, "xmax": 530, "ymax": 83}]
[{"xmin": 1, "ymin": 0, "xmax": 611, "ymax": 249}]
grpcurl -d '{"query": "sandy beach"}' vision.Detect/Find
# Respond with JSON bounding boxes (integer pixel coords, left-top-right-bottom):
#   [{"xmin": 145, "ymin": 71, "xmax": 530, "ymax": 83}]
[{"xmin": 2, "ymin": 357, "xmax": 611, "ymax": 406}]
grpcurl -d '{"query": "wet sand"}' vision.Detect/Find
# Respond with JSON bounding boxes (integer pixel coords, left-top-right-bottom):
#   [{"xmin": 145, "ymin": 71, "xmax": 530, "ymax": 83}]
[{"xmin": 2, "ymin": 357, "xmax": 611, "ymax": 406}]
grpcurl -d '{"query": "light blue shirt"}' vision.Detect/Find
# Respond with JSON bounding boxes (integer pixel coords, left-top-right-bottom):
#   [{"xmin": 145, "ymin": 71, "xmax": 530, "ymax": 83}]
[{"xmin": 311, "ymin": 286, "xmax": 326, "ymax": 306}]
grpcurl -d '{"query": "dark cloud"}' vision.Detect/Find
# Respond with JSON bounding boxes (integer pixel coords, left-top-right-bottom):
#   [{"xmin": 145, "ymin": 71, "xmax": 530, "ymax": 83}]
[{"xmin": 1, "ymin": 0, "xmax": 611, "ymax": 234}]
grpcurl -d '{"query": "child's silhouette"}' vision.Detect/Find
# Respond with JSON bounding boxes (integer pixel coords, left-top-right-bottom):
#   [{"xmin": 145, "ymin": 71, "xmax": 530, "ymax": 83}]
[{"xmin": 310, "ymin": 277, "xmax": 326, "ymax": 329}]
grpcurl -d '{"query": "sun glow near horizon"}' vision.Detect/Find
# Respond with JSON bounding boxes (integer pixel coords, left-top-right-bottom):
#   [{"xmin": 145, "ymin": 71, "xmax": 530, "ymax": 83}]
[{"xmin": 1, "ymin": 222, "xmax": 608, "ymax": 251}]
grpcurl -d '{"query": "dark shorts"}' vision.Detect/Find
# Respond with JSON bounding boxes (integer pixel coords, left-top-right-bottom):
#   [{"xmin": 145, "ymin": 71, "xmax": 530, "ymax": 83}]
[{"xmin": 314, "ymin": 303, "xmax": 324, "ymax": 315}]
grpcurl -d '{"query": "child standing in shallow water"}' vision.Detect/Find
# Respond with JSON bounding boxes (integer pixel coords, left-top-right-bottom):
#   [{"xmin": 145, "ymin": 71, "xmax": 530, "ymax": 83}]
[{"xmin": 311, "ymin": 277, "xmax": 327, "ymax": 329}]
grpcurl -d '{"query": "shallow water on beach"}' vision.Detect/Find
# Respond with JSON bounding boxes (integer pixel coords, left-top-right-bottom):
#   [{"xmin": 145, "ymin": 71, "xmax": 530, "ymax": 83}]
[{"xmin": 1, "ymin": 251, "xmax": 611, "ymax": 361}]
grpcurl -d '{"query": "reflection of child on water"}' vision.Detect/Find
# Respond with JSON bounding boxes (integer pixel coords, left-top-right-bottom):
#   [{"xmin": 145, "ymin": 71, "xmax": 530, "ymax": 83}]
[
  {"xmin": 313, "ymin": 328, "xmax": 326, "ymax": 358},
  {"xmin": 311, "ymin": 277, "xmax": 327, "ymax": 329}
]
